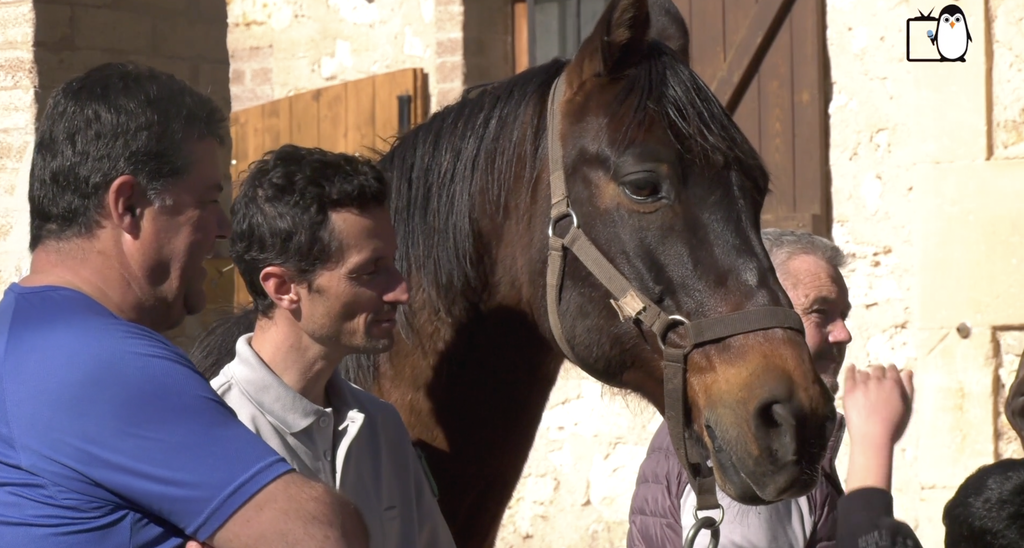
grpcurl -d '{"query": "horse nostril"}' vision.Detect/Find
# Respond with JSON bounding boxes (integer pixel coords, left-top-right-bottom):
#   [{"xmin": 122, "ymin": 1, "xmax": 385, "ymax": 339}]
[
  {"xmin": 771, "ymin": 402, "xmax": 798, "ymax": 428},
  {"xmin": 755, "ymin": 400, "xmax": 794, "ymax": 430},
  {"xmin": 753, "ymin": 399, "xmax": 800, "ymax": 462}
]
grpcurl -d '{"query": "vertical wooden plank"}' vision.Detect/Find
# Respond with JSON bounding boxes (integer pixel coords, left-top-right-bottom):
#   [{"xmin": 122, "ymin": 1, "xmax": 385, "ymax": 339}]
[
  {"xmin": 758, "ymin": 15, "xmax": 795, "ymax": 216},
  {"xmin": 373, "ymin": 69, "xmax": 417, "ymax": 155},
  {"xmin": 725, "ymin": 0, "xmax": 760, "ymax": 153},
  {"xmin": 414, "ymin": 68, "xmax": 430, "ymax": 126},
  {"xmin": 514, "ymin": 0, "xmax": 530, "ymax": 73},
  {"xmin": 318, "ymin": 83, "xmax": 349, "ymax": 153},
  {"xmin": 231, "ymin": 103, "xmax": 271, "ymax": 310},
  {"xmin": 261, "ymin": 98, "xmax": 291, "ymax": 153},
  {"xmin": 346, "ymin": 75, "xmax": 377, "ymax": 157},
  {"xmin": 288, "ymin": 89, "xmax": 321, "ymax": 148},
  {"xmin": 689, "ymin": 0, "xmax": 725, "ymax": 85},
  {"xmin": 790, "ymin": 0, "xmax": 827, "ymax": 224}
]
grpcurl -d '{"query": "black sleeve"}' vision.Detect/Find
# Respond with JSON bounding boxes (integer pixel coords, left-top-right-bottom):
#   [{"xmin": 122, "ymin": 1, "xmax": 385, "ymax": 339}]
[{"xmin": 836, "ymin": 488, "xmax": 923, "ymax": 548}]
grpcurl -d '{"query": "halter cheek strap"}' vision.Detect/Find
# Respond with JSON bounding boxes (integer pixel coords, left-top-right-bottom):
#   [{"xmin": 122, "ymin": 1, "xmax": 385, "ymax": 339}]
[{"xmin": 542, "ymin": 72, "xmax": 805, "ymax": 537}]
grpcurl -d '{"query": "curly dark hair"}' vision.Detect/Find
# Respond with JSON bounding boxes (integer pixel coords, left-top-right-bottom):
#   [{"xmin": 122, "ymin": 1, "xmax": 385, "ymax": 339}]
[
  {"xmin": 943, "ymin": 458, "xmax": 1024, "ymax": 547},
  {"xmin": 29, "ymin": 62, "xmax": 227, "ymax": 251},
  {"xmin": 230, "ymin": 145, "xmax": 389, "ymax": 315}
]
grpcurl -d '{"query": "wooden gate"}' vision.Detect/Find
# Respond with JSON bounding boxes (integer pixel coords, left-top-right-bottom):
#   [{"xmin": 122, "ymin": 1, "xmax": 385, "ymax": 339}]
[
  {"xmin": 674, "ymin": 0, "xmax": 830, "ymax": 237},
  {"xmin": 226, "ymin": 68, "xmax": 430, "ymax": 308}
]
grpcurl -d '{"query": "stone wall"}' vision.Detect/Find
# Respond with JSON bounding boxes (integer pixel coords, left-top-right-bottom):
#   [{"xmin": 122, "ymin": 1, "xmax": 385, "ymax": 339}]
[
  {"xmin": 827, "ymin": 0, "xmax": 1023, "ymax": 546},
  {"xmin": 226, "ymin": 0, "xmax": 511, "ymax": 115},
  {"xmin": 0, "ymin": 0, "xmax": 36, "ymax": 289},
  {"xmin": 496, "ymin": 366, "xmax": 659, "ymax": 548}
]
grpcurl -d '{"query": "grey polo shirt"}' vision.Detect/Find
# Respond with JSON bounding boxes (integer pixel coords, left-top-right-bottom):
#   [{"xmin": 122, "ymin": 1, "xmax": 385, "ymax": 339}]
[{"xmin": 211, "ymin": 334, "xmax": 456, "ymax": 548}]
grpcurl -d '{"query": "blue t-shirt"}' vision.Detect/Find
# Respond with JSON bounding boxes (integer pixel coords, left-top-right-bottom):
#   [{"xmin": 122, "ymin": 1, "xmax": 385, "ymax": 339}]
[{"xmin": 0, "ymin": 284, "xmax": 295, "ymax": 547}]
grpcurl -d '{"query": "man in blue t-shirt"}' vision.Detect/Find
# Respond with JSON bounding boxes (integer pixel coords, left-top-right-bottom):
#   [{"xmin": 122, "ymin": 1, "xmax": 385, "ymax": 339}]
[{"xmin": 0, "ymin": 63, "xmax": 369, "ymax": 547}]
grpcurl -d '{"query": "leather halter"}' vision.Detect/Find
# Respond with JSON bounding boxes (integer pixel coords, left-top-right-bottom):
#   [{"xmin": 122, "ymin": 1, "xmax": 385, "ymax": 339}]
[{"xmin": 543, "ymin": 72, "xmax": 806, "ymax": 523}]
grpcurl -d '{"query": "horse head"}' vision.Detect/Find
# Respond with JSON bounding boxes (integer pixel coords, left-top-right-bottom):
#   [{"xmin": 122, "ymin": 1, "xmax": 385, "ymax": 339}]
[{"xmin": 541, "ymin": 0, "xmax": 836, "ymax": 504}]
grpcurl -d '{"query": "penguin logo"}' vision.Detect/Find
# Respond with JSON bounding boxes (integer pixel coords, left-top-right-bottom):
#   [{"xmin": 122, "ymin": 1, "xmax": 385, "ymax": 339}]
[
  {"xmin": 929, "ymin": 5, "xmax": 971, "ymax": 61},
  {"xmin": 906, "ymin": 5, "xmax": 972, "ymax": 63}
]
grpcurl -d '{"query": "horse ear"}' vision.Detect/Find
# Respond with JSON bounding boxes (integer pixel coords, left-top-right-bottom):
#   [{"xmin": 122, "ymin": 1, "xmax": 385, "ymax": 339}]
[
  {"xmin": 649, "ymin": 0, "xmax": 691, "ymax": 64},
  {"xmin": 570, "ymin": 0, "xmax": 650, "ymax": 80},
  {"xmin": 569, "ymin": 0, "xmax": 688, "ymax": 85},
  {"xmin": 600, "ymin": 0, "xmax": 651, "ymax": 76}
]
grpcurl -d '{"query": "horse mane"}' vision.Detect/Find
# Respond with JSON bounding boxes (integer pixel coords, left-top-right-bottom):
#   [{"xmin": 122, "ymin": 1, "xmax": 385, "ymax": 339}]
[
  {"xmin": 347, "ymin": 46, "xmax": 770, "ymax": 390},
  {"xmin": 377, "ymin": 59, "xmax": 568, "ymax": 334}
]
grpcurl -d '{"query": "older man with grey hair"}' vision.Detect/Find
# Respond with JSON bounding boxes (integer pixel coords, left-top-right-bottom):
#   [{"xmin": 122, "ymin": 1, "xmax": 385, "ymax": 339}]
[{"xmin": 627, "ymin": 228, "xmax": 852, "ymax": 548}]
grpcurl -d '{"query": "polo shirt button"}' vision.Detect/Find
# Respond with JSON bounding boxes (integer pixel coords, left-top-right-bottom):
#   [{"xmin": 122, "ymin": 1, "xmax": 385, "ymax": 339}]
[
  {"xmin": 318, "ymin": 416, "xmax": 328, "ymax": 427},
  {"xmin": 323, "ymin": 449, "xmax": 331, "ymax": 460}
]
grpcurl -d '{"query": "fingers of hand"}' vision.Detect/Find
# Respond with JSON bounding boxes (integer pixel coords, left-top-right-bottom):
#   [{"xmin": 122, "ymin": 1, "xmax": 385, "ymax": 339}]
[{"xmin": 900, "ymin": 369, "xmax": 915, "ymax": 401}]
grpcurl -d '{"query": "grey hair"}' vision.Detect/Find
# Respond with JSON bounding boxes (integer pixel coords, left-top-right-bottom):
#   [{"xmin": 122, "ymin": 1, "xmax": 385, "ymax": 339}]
[{"xmin": 761, "ymin": 228, "xmax": 848, "ymax": 271}]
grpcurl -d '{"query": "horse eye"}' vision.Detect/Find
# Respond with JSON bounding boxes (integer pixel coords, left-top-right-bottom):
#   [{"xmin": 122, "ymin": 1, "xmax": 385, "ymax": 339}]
[{"xmin": 621, "ymin": 179, "xmax": 661, "ymax": 202}]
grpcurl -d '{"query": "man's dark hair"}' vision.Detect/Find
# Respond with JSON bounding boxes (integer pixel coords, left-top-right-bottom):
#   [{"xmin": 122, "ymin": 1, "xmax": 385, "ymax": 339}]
[
  {"xmin": 230, "ymin": 145, "xmax": 389, "ymax": 315},
  {"xmin": 29, "ymin": 62, "xmax": 228, "ymax": 251},
  {"xmin": 943, "ymin": 458, "xmax": 1024, "ymax": 547}
]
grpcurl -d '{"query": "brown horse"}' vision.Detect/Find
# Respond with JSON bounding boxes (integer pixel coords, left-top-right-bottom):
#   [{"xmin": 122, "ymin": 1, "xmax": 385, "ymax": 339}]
[{"xmin": 196, "ymin": 0, "xmax": 836, "ymax": 545}]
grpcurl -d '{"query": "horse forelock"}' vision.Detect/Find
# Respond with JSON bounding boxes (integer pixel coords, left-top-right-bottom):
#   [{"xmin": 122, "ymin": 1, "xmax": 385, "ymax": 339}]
[{"xmin": 607, "ymin": 44, "xmax": 769, "ymax": 202}]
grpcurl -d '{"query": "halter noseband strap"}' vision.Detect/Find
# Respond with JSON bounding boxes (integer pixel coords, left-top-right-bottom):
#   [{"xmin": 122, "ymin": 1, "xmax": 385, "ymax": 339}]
[{"xmin": 543, "ymin": 72, "xmax": 805, "ymax": 523}]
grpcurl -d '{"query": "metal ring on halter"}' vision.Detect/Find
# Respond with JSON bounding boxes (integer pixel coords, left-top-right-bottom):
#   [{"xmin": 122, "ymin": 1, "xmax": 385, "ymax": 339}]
[
  {"xmin": 547, "ymin": 207, "xmax": 579, "ymax": 238},
  {"xmin": 657, "ymin": 314, "xmax": 690, "ymax": 350},
  {"xmin": 683, "ymin": 515, "xmax": 722, "ymax": 548},
  {"xmin": 692, "ymin": 504, "xmax": 725, "ymax": 528}
]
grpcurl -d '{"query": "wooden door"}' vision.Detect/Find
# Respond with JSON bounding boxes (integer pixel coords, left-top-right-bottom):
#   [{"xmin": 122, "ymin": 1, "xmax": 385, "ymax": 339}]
[
  {"xmin": 226, "ymin": 68, "xmax": 430, "ymax": 308},
  {"xmin": 675, "ymin": 0, "xmax": 830, "ymax": 237}
]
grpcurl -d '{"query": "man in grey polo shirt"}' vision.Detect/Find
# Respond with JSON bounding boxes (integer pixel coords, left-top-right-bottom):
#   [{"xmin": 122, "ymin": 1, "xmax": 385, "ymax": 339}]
[{"xmin": 206, "ymin": 145, "xmax": 455, "ymax": 548}]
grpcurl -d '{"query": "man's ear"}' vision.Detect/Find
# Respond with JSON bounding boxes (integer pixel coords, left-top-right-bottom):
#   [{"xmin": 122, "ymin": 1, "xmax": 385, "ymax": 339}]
[
  {"xmin": 259, "ymin": 266, "xmax": 302, "ymax": 311},
  {"xmin": 108, "ymin": 175, "xmax": 144, "ymax": 234}
]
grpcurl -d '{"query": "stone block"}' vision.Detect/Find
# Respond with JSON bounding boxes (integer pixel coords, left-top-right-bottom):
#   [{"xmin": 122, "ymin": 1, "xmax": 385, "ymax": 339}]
[
  {"xmin": 249, "ymin": 66, "xmax": 271, "ymax": 87},
  {"xmin": 435, "ymin": 35, "xmax": 462, "ymax": 59},
  {"xmin": 153, "ymin": 17, "xmax": 227, "ymax": 61},
  {"xmin": 73, "ymin": 7, "xmax": 153, "ymax": 53},
  {"xmin": 0, "ymin": 50, "xmax": 35, "ymax": 90},
  {"xmin": 990, "ymin": 0, "xmax": 1024, "ymax": 158},
  {"xmin": 34, "ymin": 4, "xmax": 73, "ymax": 46},
  {"xmin": 0, "ymin": 167, "xmax": 23, "ymax": 198},
  {"xmin": 229, "ymin": 66, "xmax": 246, "ymax": 87},
  {"xmin": 0, "ymin": 89, "xmax": 34, "ymax": 131},
  {"xmin": 912, "ymin": 326, "xmax": 997, "ymax": 490},
  {"xmin": 912, "ymin": 160, "xmax": 1024, "ymax": 329},
  {"xmin": 0, "ymin": 1, "xmax": 33, "ymax": 46},
  {"xmin": 433, "ymin": 59, "xmax": 464, "ymax": 89},
  {"xmin": 0, "ymin": 130, "xmax": 30, "ymax": 170}
]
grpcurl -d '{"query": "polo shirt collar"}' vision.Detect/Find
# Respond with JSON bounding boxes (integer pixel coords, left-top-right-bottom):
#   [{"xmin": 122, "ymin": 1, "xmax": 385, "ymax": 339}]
[{"xmin": 229, "ymin": 334, "xmax": 329, "ymax": 434}]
